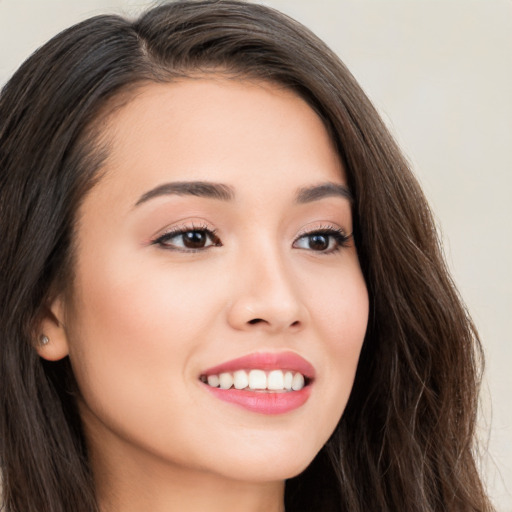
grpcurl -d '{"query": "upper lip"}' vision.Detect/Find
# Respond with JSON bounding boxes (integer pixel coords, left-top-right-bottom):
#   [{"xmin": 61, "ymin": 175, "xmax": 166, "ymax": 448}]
[{"xmin": 200, "ymin": 351, "xmax": 316, "ymax": 379}]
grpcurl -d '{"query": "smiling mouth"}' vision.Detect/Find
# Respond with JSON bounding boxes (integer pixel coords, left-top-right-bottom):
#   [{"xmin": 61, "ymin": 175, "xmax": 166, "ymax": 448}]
[
  {"xmin": 199, "ymin": 369, "xmax": 311, "ymax": 392},
  {"xmin": 198, "ymin": 351, "xmax": 315, "ymax": 414},
  {"xmin": 199, "ymin": 371, "xmax": 313, "ymax": 414}
]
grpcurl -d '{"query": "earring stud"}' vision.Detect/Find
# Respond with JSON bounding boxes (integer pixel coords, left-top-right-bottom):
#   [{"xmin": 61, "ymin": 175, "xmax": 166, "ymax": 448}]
[{"xmin": 39, "ymin": 335, "xmax": 50, "ymax": 345}]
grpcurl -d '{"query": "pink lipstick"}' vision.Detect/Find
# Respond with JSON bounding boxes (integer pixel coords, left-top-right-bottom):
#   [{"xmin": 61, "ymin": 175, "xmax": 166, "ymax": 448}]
[{"xmin": 199, "ymin": 351, "xmax": 314, "ymax": 414}]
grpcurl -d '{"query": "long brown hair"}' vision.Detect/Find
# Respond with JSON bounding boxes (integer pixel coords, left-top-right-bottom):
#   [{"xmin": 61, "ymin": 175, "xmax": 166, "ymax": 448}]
[{"xmin": 0, "ymin": 1, "xmax": 493, "ymax": 511}]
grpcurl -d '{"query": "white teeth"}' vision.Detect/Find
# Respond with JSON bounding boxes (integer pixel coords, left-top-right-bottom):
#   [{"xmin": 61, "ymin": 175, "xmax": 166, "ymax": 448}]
[
  {"xmin": 284, "ymin": 371, "xmax": 293, "ymax": 390},
  {"xmin": 248, "ymin": 369, "xmax": 267, "ymax": 389},
  {"xmin": 203, "ymin": 369, "xmax": 307, "ymax": 392},
  {"xmin": 219, "ymin": 372, "xmax": 234, "ymax": 389},
  {"xmin": 267, "ymin": 370, "xmax": 284, "ymax": 390},
  {"xmin": 233, "ymin": 370, "xmax": 249, "ymax": 389},
  {"xmin": 291, "ymin": 372, "xmax": 305, "ymax": 391},
  {"xmin": 207, "ymin": 375, "xmax": 220, "ymax": 388}
]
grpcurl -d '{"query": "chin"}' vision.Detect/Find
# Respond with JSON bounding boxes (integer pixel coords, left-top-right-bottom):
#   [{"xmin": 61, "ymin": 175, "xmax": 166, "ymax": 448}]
[
  {"xmin": 202, "ymin": 438, "xmax": 321, "ymax": 483},
  {"xmin": 219, "ymin": 460, "xmax": 313, "ymax": 483}
]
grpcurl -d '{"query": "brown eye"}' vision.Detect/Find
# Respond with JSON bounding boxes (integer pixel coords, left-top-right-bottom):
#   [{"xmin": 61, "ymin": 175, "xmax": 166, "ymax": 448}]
[
  {"xmin": 155, "ymin": 228, "xmax": 221, "ymax": 251},
  {"xmin": 293, "ymin": 229, "xmax": 350, "ymax": 253},
  {"xmin": 307, "ymin": 234, "xmax": 329, "ymax": 251},
  {"xmin": 182, "ymin": 231, "xmax": 208, "ymax": 248}
]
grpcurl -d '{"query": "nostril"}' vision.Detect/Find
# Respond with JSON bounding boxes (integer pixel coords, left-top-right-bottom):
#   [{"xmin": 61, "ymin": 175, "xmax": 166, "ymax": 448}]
[{"xmin": 248, "ymin": 318, "xmax": 264, "ymax": 325}]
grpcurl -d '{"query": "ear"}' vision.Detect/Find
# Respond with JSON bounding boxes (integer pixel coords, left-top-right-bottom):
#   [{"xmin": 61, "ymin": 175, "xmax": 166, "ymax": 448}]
[{"xmin": 36, "ymin": 295, "xmax": 70, "ymax": 361}]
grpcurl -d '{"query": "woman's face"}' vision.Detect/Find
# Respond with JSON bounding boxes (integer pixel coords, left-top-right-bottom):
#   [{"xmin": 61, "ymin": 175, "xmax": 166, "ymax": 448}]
[{"xmin": 46, "ymin": 78, "xmax": 368, "ymax": 483}]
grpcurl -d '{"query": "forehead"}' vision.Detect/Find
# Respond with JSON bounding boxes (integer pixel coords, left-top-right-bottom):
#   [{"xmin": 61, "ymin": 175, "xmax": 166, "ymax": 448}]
[{"xmin": 85, "ymin": 77, "xmax": 346, "ymax": 209}]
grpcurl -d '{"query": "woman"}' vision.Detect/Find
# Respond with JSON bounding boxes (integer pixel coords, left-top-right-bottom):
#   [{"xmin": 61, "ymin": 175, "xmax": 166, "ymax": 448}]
[{"xmin": 0, "ymin": 1, "xmax": 493, "ymax": 511}]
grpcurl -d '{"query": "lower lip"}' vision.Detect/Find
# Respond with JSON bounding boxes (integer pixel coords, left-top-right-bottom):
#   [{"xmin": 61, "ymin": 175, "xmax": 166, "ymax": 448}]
[{"xmin": 202, "ymin": 384, "xmax": 312, "ymax": 414}]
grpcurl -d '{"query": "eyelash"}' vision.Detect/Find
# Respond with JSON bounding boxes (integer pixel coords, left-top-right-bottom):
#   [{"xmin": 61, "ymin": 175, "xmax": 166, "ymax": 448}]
[
  {"xmin": 293, "ymin": 225, "xmax": 351, "ymax": 254},
  {"xmin": 152, "ymin": 224, "xmax": 351, "ymax": 254},
  {"xmin": 152, "ymin": 223, "xmax": 221, "ymax": 253}
]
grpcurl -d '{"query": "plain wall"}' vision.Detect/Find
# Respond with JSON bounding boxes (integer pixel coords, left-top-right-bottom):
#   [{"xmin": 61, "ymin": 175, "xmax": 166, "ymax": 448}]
[{"xmin": 1, "ymin": 0, "xmax": 511, "ymax": 509}]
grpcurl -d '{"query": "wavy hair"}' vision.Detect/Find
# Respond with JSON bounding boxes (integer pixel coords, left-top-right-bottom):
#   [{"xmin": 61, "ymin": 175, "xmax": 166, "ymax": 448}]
[{"xmin": 0, "ymin": 1, "xmax": 493, "ymax": 511}]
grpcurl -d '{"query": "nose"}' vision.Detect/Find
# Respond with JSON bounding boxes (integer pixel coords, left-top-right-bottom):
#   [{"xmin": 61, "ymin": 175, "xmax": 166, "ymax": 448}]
[{"xmin": 226, "ymin": 248, "xmax": 308, "ymax": 334}]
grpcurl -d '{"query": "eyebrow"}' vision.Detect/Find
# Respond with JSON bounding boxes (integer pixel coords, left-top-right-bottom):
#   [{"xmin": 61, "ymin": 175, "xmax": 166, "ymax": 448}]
[
  {"xmin": 295, "ymin": 182, "xmax": 353, "ymax": 204},
  {"xmin": 134, "ymin": 180, "xmax": 352, "ymax": 207},
  {"xmin": 134, "ymin": 181, "xmax": 235, "ymax": 206}
]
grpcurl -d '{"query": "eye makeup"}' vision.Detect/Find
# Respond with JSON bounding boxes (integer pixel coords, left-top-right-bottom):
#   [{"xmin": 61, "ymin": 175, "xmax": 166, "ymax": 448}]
[
  {"xmin": 151, "ymin": 223, "xmax": 221, "ymax": 252},
  {"xmin": 150, "ymin": 221, "xmax": 351, "ymax": 255},
  {"xmin": 293, "ymin": 223, "xmax": 352, "ymax": 254}
]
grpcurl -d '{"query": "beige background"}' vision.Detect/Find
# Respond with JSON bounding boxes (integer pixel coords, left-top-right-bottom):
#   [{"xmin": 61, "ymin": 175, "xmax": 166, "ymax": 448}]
[{"xmin": 1, "ymin": 0, "xmax": 510, "ymax": 509}]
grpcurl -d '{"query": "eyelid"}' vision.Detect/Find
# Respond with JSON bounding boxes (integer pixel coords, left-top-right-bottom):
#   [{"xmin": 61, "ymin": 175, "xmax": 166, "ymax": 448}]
[
  {"xmin": 150, "ymin": 219, "xmax": 216, "ymax": 240},
  {"xmin": 148, "ymin": 220, "xmax": 351, "ymax": 253},
  {"xmin": 294, "ymin": 222, "xmax": 350, "ymax": 239},
  {"xmin": 150, "ymin": 221, "xmax": 221, "ymax": 252},
  {"xmin": 293, "ymin": 223, "xmax": 352, "ymax": 253}
]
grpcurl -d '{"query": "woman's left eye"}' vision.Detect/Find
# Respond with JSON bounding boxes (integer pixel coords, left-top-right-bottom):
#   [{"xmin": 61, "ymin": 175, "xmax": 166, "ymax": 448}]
[
  {"xmin": 293, "ymin": 229, "xmax": 350, "ymax": 253},
  {"xmin": 153, "ymin": 228, "xmax": 221, "ymax": 251}
]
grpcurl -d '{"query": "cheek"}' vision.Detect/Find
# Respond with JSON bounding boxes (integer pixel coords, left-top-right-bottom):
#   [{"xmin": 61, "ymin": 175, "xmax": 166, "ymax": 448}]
[
  {"xmin": 64, "ymin": 252, "xmax": 224, "ymax": 418},
  {"xmin": 304, "ymin": 253, "xmax": 369, "ymax": 355},
  {"xmin": 328, "ymin": 268, "xmax": 368, "ymax": 370},
  {"xmin": 70, "ymin": 248, "xmax": 220, "ymax": 346},
  {"xmin": 302, "ymin": 257, "xmax": 368, "ymax": 431},
  {"xmin": 64, "ymin": 253, "xmax": 237, "ymax": 467}
]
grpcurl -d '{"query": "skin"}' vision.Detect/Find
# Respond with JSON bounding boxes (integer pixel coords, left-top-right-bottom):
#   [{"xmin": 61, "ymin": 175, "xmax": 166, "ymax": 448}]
[{"xmin": 39, "ymin": 77, "xmax": 369, "ymax": 512}]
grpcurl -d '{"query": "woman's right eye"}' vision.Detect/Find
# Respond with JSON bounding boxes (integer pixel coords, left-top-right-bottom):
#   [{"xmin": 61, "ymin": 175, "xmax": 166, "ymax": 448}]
[{"xmin": 153, "ymin": 228, "xmax": 221, "ymax": 252}]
